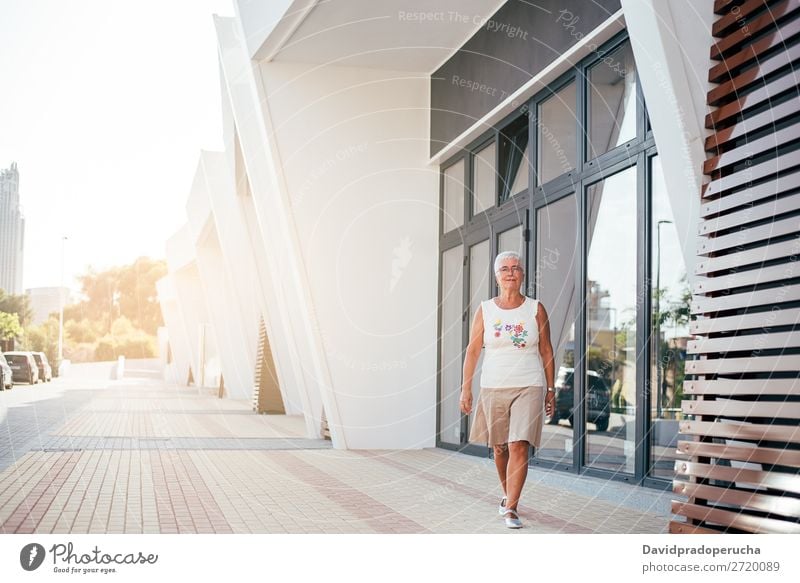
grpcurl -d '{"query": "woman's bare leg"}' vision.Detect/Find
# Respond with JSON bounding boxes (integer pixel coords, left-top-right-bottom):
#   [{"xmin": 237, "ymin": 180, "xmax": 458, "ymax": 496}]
[
  {"xmin": 505, "ymin": 440, "xmax": 530, "ymax": 510},
  {"xmin": 493, "ymin": 444, "xmax": 509, "ymax": 499}
]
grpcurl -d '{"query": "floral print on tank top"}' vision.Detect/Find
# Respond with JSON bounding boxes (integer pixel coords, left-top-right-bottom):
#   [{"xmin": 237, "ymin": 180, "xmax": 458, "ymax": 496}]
[{"xmin": 493, "ymin": 319, "xmax": 528, "ymax": 348}]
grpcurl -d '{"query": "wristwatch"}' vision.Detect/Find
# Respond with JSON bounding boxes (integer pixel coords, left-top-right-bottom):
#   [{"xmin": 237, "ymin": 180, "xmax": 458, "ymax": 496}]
[{"xmin": 546, "ymin": 387, "xmax": 555, "ymax": 393}]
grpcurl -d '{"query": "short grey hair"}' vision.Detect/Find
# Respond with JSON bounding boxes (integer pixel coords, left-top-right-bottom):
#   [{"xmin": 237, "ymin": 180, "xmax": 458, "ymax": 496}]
[{"xmin": 494, "ymin": 251, "xmax": 523, "ymax": 274}]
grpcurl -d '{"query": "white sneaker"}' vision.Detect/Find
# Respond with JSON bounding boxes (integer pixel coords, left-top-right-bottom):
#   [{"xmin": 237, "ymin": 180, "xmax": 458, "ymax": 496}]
[
  {"xmin": 498, "ymin": 497, "xmax": 508, "ymax": 516},
  {"xmin": 503, "ymin": 509, "xmax": 523, "ymax": 529}
]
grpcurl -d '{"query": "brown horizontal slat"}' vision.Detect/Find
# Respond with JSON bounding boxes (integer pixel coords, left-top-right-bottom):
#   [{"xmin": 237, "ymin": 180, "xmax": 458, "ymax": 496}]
[
  {"xmin": 687, "ymin": 330, "xmax": 800, "ymax": 354},
  {"xmin": 705, "ymin": 96, "xmax": 799, "ymax": 151},
  {"xmin": 694, "ymin": 238, "xmax": 800, "ymax": 274},
  {"xmin": 705, "ymin": 70, "xmax": 799, "ymax": 130},
  {"xmin": 697, "ymin": 216, "xmax": 800, "ymax": 255},
  {"xmin": 679, "ymin": 418, "xmax": 800, "ymax": 443},
  {"xmin": 703, "ymin": 150, "xmax": 800, "ymax": 198},
  {"xmin": 678, "ymin": 439, "xmax": 800, "ymax": 467},
  {"xmin": 699, "ymin": 192, "xmax": 800, "ymax": 235},
  {"xmin": 669, "ymin": 521, "xmax": 724, "ymax": 534},
  {"xmin": 682, "ymin": 398, "xmax": 800, "ymax": 418},
  {"xmin": 684, "ymin": 378, "xmax": 800, "ymax": 395},
  {"xmin": 675, "ymin": 460, "xmax": 800, "ymax": 492},
  {"xmin": 672, "ymin": 501, "xmax": 800, "ymax": 533},
  {"xmin": 710, "ymin": 0, "xmax": 800, "ymax": 60},
  {"xmin": 693, "ymin": 262, "xmax": 800, "ymax": 293},
  {"xmin": 690, "ymin": 307, "xmax": 800, "ymax": 333},
  {"xmin": 675, "ymin": 480, "xmax": 800, "ymax": 516},
  {"xmin": 704, "ymin": 121, "xmax": 800, "ymax": 174},
  {"xmin": 691, "ymin": 283, "xmax": 800, "ymax": 314},
  {"xmin": 713, "ymin": 0, "xmax": 785, "ymax": 36},
  {"xmin": 701, "ymin": 168, "xmax": 800, "ymax": 216},
  {"xmin": 715, "ymin": 0, "xmax": 748, "ymax": 15},
  {"xmin": 710, "ymin": 10, "xmax": 800, "ymax": 82},
  {"xmin": 707, "ymin": 42, "xmax": 800, "ymax": 108}
]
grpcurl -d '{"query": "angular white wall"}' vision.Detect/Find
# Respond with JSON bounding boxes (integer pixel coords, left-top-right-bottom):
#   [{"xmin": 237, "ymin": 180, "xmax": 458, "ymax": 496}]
[
  {"xmin": 215, "ymin": 15, "xmax": 439, "ymax": 449},
  {"xmin": 623, "ymin": 0, "xmax": 714, "ymax": 281}
]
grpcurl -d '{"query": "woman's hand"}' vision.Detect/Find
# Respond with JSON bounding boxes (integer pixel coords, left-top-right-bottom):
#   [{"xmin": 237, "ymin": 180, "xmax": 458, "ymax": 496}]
[
  {"xmin": 460, "ymin": 388, "xmax": 473, "ymax": 414},
  {"xmin": 545, "ymin": 391, "xmax": 555, "ymax": 417}
]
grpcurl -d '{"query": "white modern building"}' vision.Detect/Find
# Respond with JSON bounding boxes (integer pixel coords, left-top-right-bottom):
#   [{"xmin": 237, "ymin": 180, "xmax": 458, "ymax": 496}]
[
  {"xmin": 26, "ymin": 286, "xmax": 71, "ymax": 325},
  {"xmin": 0, "ymin": 162, "xmax": 25, "ymax": 295},
  {"xmin": 158, "ymin": 0, "xmax": 799, "ymax": 532}
]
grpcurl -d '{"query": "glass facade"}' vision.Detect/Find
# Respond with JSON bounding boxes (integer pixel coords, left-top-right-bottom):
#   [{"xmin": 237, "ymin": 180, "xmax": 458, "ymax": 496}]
[{"xmin": 437, "ymin": 34, "xmax": 685, "ymax": 488}]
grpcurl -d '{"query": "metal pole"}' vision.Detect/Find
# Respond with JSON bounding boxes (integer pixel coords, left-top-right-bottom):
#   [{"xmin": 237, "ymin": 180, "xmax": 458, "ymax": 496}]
[
  {"xmin": 58, "ymin": 236, "xmax": 67, "ymax": 365},
  {"xmin": 655, "ymin": 220, "xmax": 672, "ymax": 419}
]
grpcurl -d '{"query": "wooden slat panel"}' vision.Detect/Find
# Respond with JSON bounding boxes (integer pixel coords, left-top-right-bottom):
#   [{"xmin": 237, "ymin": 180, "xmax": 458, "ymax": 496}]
[
  {"xmin": 707, "ymin": 42, "xmax": 800, "ymax": 108},
  {"xmin": 678, "ymin": 439, "xmax": 800, "ymax": 467},
  {"xmin": 715, "ymin": 0, "xmax": 749, "ymax": 15},
  {"xmin": 702, "ymin": 149, "xmax": 800, "ymax": 199},
  {"xmin": 710, "ymin": 0, "xmax": 800, "ymax": 60},
  {"xmin": 690, "ymin": 307, "xmax": 800, "ymax": 334},
  {"xmin": 687, "ymin": 330, "xmax": 800, "ymax": 354},
  {"xmin": 691, "ymin": 283, "xmax": 800, "ymax": 314},
  {"xmin": 675, "ymin": 460, "xmax": 800, "ymax": 492},
  {"xmin": 713, "ymin": 0, "xmax": 785, "ymax": 36},
  {"xmin": 675, "ymin": 481, "xmax": 800, "ymax": 516},
  {"xmin": 704, "ymin": 70, "xmax": 799, "ymax": 130},
  {"xmin": 701, "ymin": 168, "xmax": 800, "ymax": 216},
  {"xmin": 682, "ymin": 398, "xmax": 800, "ymax": 418},
  {"xmin": 697, "ymin": 215, "xmax": 800, "ymax": 256},
  {"xmin": 669, "ymin": 521, "xmax": 724, "ymax": 534},
  {"xmin": 679, "ymin": 418, "xmax": 800, "ymax": 443},
  {"xmin": 704, "ymin": 121, "xmax": 800, "ymax": 174},
  {"xmin": 693, "ymin": 262, "xmax": 800, "ymax": 293},
  {"xmin": 709, "ymin": 13, "xmax": 800, "ymax": 82},
  {"xmin": 699, "ymin": 192, "xmax": 800, "ymax": 235},
  {"xmin": 686, "ymin": 354, "xmax": 800, "ymax": 373},
  {"xmin": 672, "ymin": 501, "xmax": 800, "ymax": 533},
  {"xmin": 684, "ymin": 378, "xmax": 800, "ymax": 395},
  {"xmin": 705, "ymin": 96, "xmax": 799, "ymax": 151},
  {"xmin": 695, "ymin": 238, "xmax": 800, "ymax": 275}
]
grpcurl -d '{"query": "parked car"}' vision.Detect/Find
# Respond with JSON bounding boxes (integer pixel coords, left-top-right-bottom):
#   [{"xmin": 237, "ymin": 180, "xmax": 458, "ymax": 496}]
[
  {"xmin": 0, "ymin": 353, "xmax": 13, "ymax": 390},
  {"xmin": 549, "ymin": 366, "xmax": 611, "ymax": 431},
  {"xmin": 32, "ymin": 352, "xmax": 53, "ymax": 382},
  {"xmin": 3, "ymin": 352, "xmax": 40, "ymax": 385}
]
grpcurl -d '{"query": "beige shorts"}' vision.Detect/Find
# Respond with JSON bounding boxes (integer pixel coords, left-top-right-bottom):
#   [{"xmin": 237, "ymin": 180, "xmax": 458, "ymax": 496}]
[{"xmin": 468, "ymin": 386, "xmax": 545, "ymax": 447}]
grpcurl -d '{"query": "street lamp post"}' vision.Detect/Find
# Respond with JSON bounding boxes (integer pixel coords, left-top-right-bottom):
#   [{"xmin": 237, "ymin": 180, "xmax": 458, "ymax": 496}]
[
  {"xmin": 58, "ymin": 236, "xmax": 67, "ymax": 369},
  {"xmin": 655, "ymin": 220, "xmax": 672, "ymax": 419}
]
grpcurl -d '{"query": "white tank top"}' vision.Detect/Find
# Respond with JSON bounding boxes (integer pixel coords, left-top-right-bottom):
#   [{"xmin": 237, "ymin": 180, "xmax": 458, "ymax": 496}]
[{"xmin": 479, "ymin": 296, "xmax": 545, "ymax": 388}]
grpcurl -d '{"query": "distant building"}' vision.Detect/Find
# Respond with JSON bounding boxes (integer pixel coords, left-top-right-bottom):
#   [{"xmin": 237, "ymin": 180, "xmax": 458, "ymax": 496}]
[
  {"xmin": 26, "ymin": 287, "xmax": 71, "ymax": 325},
  {"xmin": 0, "ymin": 162, "xmax": 25, "ymax": 295}
]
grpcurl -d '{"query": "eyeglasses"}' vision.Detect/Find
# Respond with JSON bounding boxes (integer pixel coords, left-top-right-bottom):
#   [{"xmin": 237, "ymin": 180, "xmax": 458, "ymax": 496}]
[{"xmin": 497, "ymin": 266, "xmax": 523, "ymax": 274}]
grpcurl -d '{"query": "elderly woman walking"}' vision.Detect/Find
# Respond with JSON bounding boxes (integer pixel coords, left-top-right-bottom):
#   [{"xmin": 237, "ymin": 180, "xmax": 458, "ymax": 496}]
[{"xmin": 460, "ymin": 251, "xmax": 555, "ymax": 528}]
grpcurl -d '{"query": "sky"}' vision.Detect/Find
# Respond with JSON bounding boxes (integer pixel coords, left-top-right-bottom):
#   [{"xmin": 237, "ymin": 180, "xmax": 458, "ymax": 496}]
[{"xmin": 0, "ymin": 0, "xmax": 235, "ymax": 292}]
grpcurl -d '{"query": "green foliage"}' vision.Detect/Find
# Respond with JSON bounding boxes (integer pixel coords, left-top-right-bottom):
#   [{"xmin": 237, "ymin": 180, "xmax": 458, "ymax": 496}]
[
  {"xmin": 42, "ymin": 257, "xmax": 166, "ymax": 363},
  {"xmin": 94, "ymin": 317, "xmax": 156, "ymax": 361},
  {"xmin": 0, "ymin": 311, "xmax": 23, "ymax": 341},
  {"xmin": 0, "ymin": 290, "xmax": 32, "ymax": 328},
  {"xmin": 21, "ymin": 315, "xmax": 59, "ymax": 366}
]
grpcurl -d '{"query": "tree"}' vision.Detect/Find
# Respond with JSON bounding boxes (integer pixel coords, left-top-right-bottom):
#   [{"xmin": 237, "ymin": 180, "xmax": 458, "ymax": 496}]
[
  {"xmin": 0, "ymin": 311, "xmax": 23, "ymax": 342},
  {"xmin": 0, "ymin": 290, "xmax": 32, "ymax": 328}
]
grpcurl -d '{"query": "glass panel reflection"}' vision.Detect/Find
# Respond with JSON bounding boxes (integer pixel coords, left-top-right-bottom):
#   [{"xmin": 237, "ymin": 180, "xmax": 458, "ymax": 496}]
[
  {"xmin": 588, "ymin": 41, "xmax": 637, "ymax": 159},
  {"xmin": 586, "ymin": 166, "xmax": 637, "ymax": 473},
  {"xmin": 468, "ymin": 239, "xmax": 491, "ymax": 440},
  {"xmin": 439, "ymin": 245, "xmax": 464, "ymax": 445},
  {"xmin": 537, "ymin": 81, "xmax": 577, "ymax": 186},
  {"xmin": 443, "ymin": 160, "xmax": 465, "ymax": 232},
  {"xmin": 535, "ymin": 195, "xmax": 578, "ymax": 464},
  {"xmin": 649, "ymin": 156, "xmax": 691, "ymax": 478},
  {"xmin": 500, "ymin": 118, "xmax": 530, "ymax": 202},
  {"xmin": 473, "ymin": 142, "xmax": 496, "ymax": 215}
]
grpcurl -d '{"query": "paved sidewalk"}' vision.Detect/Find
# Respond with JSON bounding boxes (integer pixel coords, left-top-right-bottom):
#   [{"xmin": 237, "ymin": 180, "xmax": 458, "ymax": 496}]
[{"xmin": 0, "ymin": 374, "xmax": 674, "ymax": 534}]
